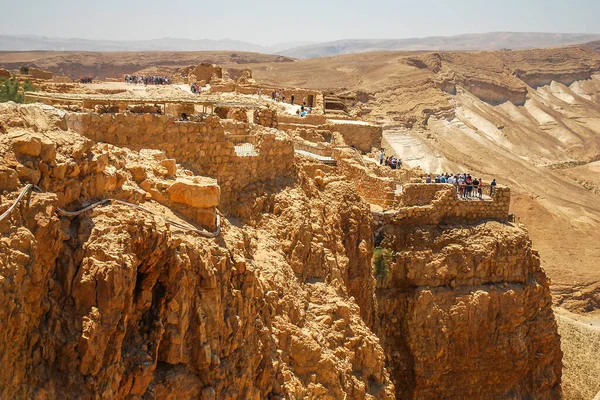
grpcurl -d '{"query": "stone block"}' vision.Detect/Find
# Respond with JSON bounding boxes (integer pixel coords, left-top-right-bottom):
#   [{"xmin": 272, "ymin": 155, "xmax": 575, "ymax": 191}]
[
  {"xmin": 167, "ymin": 178, "xmax": 220, "ymax": 208},
  {"xmin": 12, "ymin": 136, "xmax": 42, "ymax": 157}
]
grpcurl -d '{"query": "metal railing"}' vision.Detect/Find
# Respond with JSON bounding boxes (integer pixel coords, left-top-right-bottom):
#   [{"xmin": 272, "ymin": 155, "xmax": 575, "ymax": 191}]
[{"xmin": 234, "ymin": 143, "xmax": 258, "ymax": 156}]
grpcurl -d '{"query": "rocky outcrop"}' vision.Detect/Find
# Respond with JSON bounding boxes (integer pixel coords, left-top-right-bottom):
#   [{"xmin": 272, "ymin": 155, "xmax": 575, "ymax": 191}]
[
  {"xmin": 0, "ymin": 103, "xmax": 394, "ymax": 399},
  {"xmin": 375, "ymin": 221, "xmax": 562, "ymax": 399},
  {"xmin": 0, "ymin": 103, "xmax": 563, "ymax": 399}
]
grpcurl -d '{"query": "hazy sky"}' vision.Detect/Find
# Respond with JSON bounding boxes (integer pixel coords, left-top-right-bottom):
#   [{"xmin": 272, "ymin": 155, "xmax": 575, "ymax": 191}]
[{"xmin": 1, "ymin": 0, "xmax": 599, "ymax": 45}]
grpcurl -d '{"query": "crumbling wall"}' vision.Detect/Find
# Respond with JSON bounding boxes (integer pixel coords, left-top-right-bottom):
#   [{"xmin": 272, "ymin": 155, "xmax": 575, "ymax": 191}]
[
  {"xmin": 337, "ymin": 157, "xmax": 396, "ymax": 207},
  {"xmin": 65, "ymin": 113, "xmax": 294, "ymax": 211},
  {"xmin": 253, "ymin": 108, "xmax": 278, "ymax": 128},
  {"xmin": 28, "ymin": 68, "xmax": 53, "ymax": 80},
  {"xmin": 51, "ymin": 76, "xmax": 72, "ymax": 83},
  {"xmin": 164, "ymin": 103, "xmax": 194, "ymax": 118},
  {"xmin": 323, "ymin": 120, "xmax": 382, "ymax": 153},
  {"xmin": 190, "ymin": 63, "xmax": 222, "ymax": 83},
  {"xmin": 0, "ymin": 68, "xmax": 10, "ymax": 79}
]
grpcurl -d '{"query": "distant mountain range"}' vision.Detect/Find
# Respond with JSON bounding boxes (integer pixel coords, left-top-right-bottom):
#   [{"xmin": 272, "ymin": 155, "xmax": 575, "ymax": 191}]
[
  {"xmin": 0, "ymin": 35, "xmax": 316, "ymax": 54},
  {"xmin": 1, "ymin": 32, "xmax": 600, "ymax": 59},
  {"xmin": 279, "ymin": 32, "xmax": 600, "ymax": 59}
]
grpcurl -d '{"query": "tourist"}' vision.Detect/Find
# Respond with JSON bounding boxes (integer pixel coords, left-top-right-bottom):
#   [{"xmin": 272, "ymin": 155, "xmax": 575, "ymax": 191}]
[
  {"xmin": 477, "ymin": 178, "xmax": 483, "ymax": 198},
  {"xmin": 473, "ymin": 177, "xmax": 480, "ymax": 199},
  {"xmin": 426, "ymin": 174, "xmax": 432, "ymax": 183},
  {"xmin": 391, "ymin": 157, "xmax": 398, "ymax": 169},
  {"xmin": 490, "ymin": 179, "xmax": 497, "ymax": 196},
  {"xmin": 291, "ymin": 94, "xmax": 295, "ymax": 105},
  {"xmin": 460, "ymin": 180, "xmax": 467, "ymax": 198},
  {"xmin": 379, "ymin": 149, "xmax": 385, "ymax": 165},
  {"xmin": 458, "ymin": 175, "xmax": 466, "ymax": 197},
  {"xmin": 465, "ymin": 174, "xmax": 473, "ymax": 198},
  {"xmin": 441, "ymin": 175, "xmax": 447, "ymax": 183},
  {"xmin": 179, "ymin": 113, "xmax": 189, "ymax": 121}
]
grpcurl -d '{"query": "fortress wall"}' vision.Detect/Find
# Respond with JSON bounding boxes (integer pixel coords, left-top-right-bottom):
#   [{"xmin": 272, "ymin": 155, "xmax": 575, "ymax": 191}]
[
  {"xmin": 65, "ymin": 112, "xmax": 294, "ymax": 210},
  {"xmin": 323, "ymin": 121, "xmax": 382, "ymax": 153},
  {"xmin": 190, "ymin": 64, "xmax": 222, "ymax": 83},
  {"xmin": 337, "ymin": 157, "xmax": 396, "ymax": 207},
  {"xmin": 28, "ymin": 68, "xmax": 53, "ymax": 80},
  {"xmin": 374, "ymin": 184, "xmax": 510, "ymax": 226}
]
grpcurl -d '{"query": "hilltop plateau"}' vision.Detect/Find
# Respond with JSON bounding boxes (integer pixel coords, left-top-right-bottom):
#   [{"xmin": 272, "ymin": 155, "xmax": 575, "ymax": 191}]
[{"xmin": 1, "ymin": 41, "xmax": 600, "ymax": 399}]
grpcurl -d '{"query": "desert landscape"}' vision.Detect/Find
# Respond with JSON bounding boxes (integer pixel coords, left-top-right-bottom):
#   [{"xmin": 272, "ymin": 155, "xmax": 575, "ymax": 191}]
[{"xmin": 0, "ymin": 33, "xmax": 599, "ymax": 399}]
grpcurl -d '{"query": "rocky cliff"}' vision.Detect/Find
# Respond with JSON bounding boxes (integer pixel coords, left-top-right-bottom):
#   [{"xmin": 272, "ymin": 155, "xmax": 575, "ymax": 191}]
[
  {"xmin": 374, "ymin": 221, "xmax": 562, "ymax": 399},
  {"xmin": 0, "ymin": 102, "xmax": 563, "ymax": 398},
  {"xmin": 0, "ymin": 103, "xmax": 394, "ymax": 399}
]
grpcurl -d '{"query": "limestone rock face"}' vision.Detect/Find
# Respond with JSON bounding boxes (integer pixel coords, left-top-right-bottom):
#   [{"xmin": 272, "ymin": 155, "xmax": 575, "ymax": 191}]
[
  {"xmin": 375, "ymin": 222, "xmax": 562, "ymax": 399},
  {"xmin": 0, "ymin": 103, "xmax": 563, "ymax": 399},
  {"xmin": 0, "ymin": 103, "xmax": 394, "ymax": 399}
]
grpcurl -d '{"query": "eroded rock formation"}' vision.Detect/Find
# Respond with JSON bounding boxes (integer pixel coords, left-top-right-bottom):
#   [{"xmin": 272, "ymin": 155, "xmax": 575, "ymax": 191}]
[
  {"xmin": 375, "ymin": 222, "xmax": 562, "ymax": 399},
  {"xmin": 0, "ymin": 102, "xmax": 563, "ymax": 399}
]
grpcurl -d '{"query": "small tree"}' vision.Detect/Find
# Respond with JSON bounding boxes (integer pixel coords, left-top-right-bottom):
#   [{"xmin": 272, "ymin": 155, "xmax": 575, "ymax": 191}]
[
  {"xmin": 0, "ymin": 78, "xmax": 38, "ymax": 103},
  {"xmin": 0, "ymin": 78, "xmax": 23, "ymax": 103},
  {"xmin": 372, "ymin": 247, "xmax": 393, "ymax": 280}
]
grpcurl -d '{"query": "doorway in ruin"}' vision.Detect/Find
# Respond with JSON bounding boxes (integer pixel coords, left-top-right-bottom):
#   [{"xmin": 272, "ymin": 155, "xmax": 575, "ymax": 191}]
[{"xmin": 307, "ymin": 95, "xmax": 314, "ymax": 107}]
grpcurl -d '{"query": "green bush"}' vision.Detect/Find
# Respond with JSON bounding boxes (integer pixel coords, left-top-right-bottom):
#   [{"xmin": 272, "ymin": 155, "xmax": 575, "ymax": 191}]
[
  {"xmin": 373, "ymin": 247, "xmax": 393, "ymax": 280},
  {"xmin": 0, "ymin": 78, "xmax": 38, "ymax": 103}
]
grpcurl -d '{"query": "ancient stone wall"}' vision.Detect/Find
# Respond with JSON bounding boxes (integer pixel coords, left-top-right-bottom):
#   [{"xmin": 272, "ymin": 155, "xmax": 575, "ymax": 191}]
[
  {"xmin": 51, "ymin": 76, "xmax": 72, "ymax": 83},
  {"xmin": 277, "ymin": 114, "xmax": 327, "ymax": 126},
  {"xmin": 253, "ymin": 108, "xmax": 278, "ymax": 128},
  {"xmin": 164, "ymin": 103, "xmax": 195, "ymax": 118},
  {"xmin": 337, "ymin": 157, "xmax": 396, "ymax": 207},
  {"xmin": 292, "ymin": 139, "xmax": 334, "ymax": 158},
  {"xmin": 190, "ymin": 63, "xmax": 222, "ymax": 83},
  {"xmin": 374, "ymin": 183, "xmax": 511, "ymax": 226},
  {"xmin": 323, "ymin": 120, "xmax": 382, "ymax": 153},
  {"xmin": 65, "ymin": 113, "xmax": 294, "ymax": 211},
  {"xmin": 0, "ymin": 68, "xmax": 10, "ymax": 79},
  {"xmin": 28, "ymin": 68, "xmax": 53, "ymax": 80}
]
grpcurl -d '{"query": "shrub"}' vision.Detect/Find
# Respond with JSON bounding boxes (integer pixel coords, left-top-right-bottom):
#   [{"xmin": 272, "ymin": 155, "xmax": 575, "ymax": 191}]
[
  {"xmin": 373, "ymin": 247, "xmax": 393, "ymax": 280},
  {"xmin": 0, "ymin": 78, "xmax": 38, "ymax": 103}
]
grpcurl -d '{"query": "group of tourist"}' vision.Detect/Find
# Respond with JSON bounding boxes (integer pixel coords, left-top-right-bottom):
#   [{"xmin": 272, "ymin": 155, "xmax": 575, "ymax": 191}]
[
  {"xmin": 190, "ymin": 83, "xmax": 202, "ymax": 94},
  {"xmin": 379, "ymin": 150, "xmax": 402, "ymax": 169},
  {"xmin": 425, "ymin": 173, "xmax": 497, "ymax": 198},
  {"xmin": 271, "ymin": 90, "xmax": 289, "ymax": 103},
  {"xmin": 296, "ymin": 103, "xmax": 313, "ymax": 117},
  {"xmin": 124, "ymin": 75, "xmax": 170, "ymax": 85},
  {"xmin": 78, "ymin": 76, "xmax": 93, "ymax": 84}
]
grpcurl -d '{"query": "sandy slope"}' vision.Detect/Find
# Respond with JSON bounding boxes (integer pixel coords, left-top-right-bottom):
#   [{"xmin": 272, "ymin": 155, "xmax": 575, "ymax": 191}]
[
  {"xmin": 252, "ymin": 47, "xmax": 600, "ymax": 313},
  {"xmin": 555, "ymin": 308, "xmax": 600, "ymax": 400}
]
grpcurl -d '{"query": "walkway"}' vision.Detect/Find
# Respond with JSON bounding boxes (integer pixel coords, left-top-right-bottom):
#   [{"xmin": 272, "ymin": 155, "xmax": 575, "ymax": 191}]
[{"xmin": 294, "ymin": 149, "xmax": 337, "ymax": 166}]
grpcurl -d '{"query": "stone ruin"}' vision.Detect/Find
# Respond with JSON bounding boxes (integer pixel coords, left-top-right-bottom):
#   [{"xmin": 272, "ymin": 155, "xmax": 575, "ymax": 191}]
[
  {"xmin": 188, "ymin": 63, "xmax": 223, "ymax": 84},
  {"xmin": 0, "ymin": 70, "xmax": 563, "ymax": 399}
]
